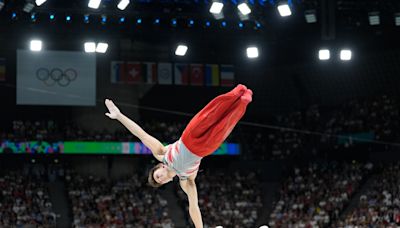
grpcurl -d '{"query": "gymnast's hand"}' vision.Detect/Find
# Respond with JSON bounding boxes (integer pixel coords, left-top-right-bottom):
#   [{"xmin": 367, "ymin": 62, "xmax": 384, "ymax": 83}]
[{"xmin": 105, "ymin": 99, "xmax": 121, "ymax": 119}]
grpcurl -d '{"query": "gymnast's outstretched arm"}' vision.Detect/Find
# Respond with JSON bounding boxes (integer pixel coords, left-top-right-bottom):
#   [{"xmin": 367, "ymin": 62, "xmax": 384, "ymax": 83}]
[
  {"xmin": 104, "ymin": 99, "xmax": 165, "ymax": 161},
  {"xmin": 180, "ymin": 174, "xmax": 203, "ymax": 228}
]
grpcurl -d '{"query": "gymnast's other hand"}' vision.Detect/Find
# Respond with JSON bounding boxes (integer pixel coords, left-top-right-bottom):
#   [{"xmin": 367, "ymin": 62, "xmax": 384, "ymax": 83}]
[{"xmin": 105, "ymin": 99, "xmax": 121, "ymax": 120}]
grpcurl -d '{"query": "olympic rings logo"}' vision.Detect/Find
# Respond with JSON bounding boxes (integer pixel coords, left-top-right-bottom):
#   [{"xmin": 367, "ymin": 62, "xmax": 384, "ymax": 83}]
[{"xmin": 36, "ymin": 68, "xmax": 78, "ymax": 87}]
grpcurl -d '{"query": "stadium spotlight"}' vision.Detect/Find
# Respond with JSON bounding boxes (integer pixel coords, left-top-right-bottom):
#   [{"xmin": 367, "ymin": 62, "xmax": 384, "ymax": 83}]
[
  {"xmin": 395, "ymin": 13, "xmax": 400, "ymax": 26},
  {"xmin": 88, "ymin": 0, "xmax": 101, "ymax": 9},
  {"xmin": 246, "ymin": 46, "xmax": 259, "ymax": 59},
  {"xmin": 96, "ymin": 42, "xmax": 108, "ymax": 53},
  {"xmin": 210, "ymin": 1, "xmax": 223, "ymax": 14},
  {"xmin": 215, "ymin": 226, "xmax": 223, "ymax": 228},
  {"xmin": 368, "ymin": 12, "xmax": 380, "ymax": 25},
  {"xmin": 84, "ymin": 42, "xmax": 96, "ymax": 53},
  {"xmin": 319, "ymin": 49, "xmax": 330, "ymax": 60},
  {"xmin": 238, "ymin": 2, "xmax": 251, "ymax": 16},
  {"xmin": 175, "ymin": 44, "xmax": 188, "ymax": 56},
  {"xmin": 30, "ymin": 13, "xmax": 36, "ymax": 22},
  {"xmin": 35, "ymin": 0, "xmax": 47, "ymax": 6},
  {"xmin": 84, "ymin": 14, "xmax": 90, "ymax": 23},
  {"xmin": 340, "ymin": 49, "xmax": 352, "ymax": 61},
  {"xmin": 11, "ymin": 12, "xmax": 17, "ymax": 19},
  {"xmin": 101, "ymin": 15, "xmax": 107, "ymax": 24},
  {"xmin": 259, "ymin": 226, "xmax": 269, "ymax": 228},
  {"xmin": 277, "ymin": 3, "xmax": 291, "ymax": 17},
  {"xmin": 117, "ymin": 0, "xmax": 129, "ymax": 10},
  {"xmin": 188, "ymin": 19, "xmax": 194, "ymax": 26},
  {"xmin": 210, "ymin": 1, "xmax": 224, "ymax": 20},
  {"xmin": 305, "ymin": 10, "xmax": 317, "ymax": 23},
  {"xmin": 30, "ymin": 39, "xmax": 42, "ymax": 51}
]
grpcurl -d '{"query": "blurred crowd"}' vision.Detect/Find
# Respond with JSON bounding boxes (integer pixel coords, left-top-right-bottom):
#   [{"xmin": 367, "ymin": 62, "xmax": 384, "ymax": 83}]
[
  {"xmin": 242, "ymin": 95, "xmax": 400, "ymax": 160},
  {"xmin": 269, "ymin": 161, "xmax": 373, "ymax": 227},
  {"xmin": 66, "ymin": 171, "xmax": 173, "ymax": 228},
  {"xmin": 336, "ymin": 163, "xmax": 400, "ymax": 228},
  {"xmin": 176, "ymin": 170, "xmax": 263, "ymax": 228},
  {"xmin": 1, "ymin": 95, "xmax": 399, "ymax": 160},
  {"xmin": 0, "ymin": 170, "xmax": 56, "ymax": 227}
]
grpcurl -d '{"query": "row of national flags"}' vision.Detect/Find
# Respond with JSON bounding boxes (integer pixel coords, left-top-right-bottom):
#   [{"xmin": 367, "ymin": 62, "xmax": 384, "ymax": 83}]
[{"xmin": 111, "ymin": 61, "xmax": 235, "ymax": 86}]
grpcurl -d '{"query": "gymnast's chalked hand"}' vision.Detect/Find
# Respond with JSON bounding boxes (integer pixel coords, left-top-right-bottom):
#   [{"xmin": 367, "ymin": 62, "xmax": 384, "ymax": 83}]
[{"xmin": 105, "ymin": 99, "xmax": 121, "ymax": 119}]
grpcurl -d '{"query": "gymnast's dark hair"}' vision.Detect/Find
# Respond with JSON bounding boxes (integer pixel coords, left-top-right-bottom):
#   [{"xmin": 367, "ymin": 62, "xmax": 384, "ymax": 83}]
[{"xmin": 148, "ymin": 163, "xmax": 163, "ymax": 188}]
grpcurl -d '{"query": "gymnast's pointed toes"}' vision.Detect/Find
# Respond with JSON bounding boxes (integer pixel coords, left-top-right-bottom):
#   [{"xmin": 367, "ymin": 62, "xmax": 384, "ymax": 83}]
[
  {"xmin": 232, "ymin": 84, "xmax": 247, "ymax": 96},
  {"xmin": 241, "ymin": 89, "xmax": 253, "ymax": 103}
]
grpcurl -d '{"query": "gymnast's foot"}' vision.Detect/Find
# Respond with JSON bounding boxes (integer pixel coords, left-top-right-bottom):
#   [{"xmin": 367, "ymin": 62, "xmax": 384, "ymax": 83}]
[
  {"xmin": 241, "ymin": 89, "xmax": 253, "ymax": 103},
  {"xmin": 232, "ymin": 84, "xmax": 247, "ymax": 97}
]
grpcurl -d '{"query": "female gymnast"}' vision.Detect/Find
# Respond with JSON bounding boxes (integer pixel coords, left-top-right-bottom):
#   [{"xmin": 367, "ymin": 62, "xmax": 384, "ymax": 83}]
[{"xmin": 105, "ymin": 84, "xmax": 252, "ymax": 228}]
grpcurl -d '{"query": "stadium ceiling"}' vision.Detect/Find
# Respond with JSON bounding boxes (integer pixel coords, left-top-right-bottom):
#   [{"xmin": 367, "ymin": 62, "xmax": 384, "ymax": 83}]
[{"xmin": 0, "ymin": 0, "xmax": 399, "ymax": 44}]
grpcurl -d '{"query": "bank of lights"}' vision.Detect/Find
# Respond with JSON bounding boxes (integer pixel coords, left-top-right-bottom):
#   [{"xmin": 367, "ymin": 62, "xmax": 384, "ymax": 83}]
[
  {"xmin": 318, "ymin": 49, "xmax": 353, "ymax": 61},
  {"xmin": 35, "ymin": 0, "xmax": 47, "ymax": 6},
  {"xmin": 30, "ymin": 40, "xmax": 42, "ymax": 52},
  {"xmin": 247, "ymin": 46, "xmax": 259, "ymax": 59},
  {"xmin": 319, "ymin": 49, "xmax": 330, "ymax": 60},
  {"xmin": 117, "ymin": 0, "xmax": 130, "ymax": 10},
  {"xmin": 84, "ymin": 42, "xmax": 108, "ymax": 53},
  {"xmin": 210, "ymin": 2, "xmax": 224, "ymax": 14},
  {"xmin": 88, "ymin": 0, "xmax": 101, "ymax": 9},
  {"xmin": 175, "ymin": 45, "xmax": 188, "ymax": 56},
  {"xmin": 238, "ymin": 3, "xmax": 251, "ymax": 16},
  {"xmin": 340, "ymin": 49, "xmax": 352, "ymax": 61},
  {"xmin": 277, "ymin": 4, "xmax": 291, "ymax": 17}
]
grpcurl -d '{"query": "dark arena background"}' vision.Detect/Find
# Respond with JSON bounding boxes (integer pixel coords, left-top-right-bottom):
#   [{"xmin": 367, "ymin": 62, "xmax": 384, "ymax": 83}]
[{"xmin": 1, "ymin": 0, "xmax": 400, "ymax": 227}]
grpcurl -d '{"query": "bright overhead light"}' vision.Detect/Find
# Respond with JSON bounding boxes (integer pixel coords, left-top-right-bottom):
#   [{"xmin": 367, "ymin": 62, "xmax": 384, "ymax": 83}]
[
  {"xmin": 117, "ymin": 0, "xmax": 129, "ymax": 10},
  {"xmin": 319, "ymin": 49, "xmax": 330, "ymax": 60},
  {"xmin": 246, "ymin": 46, "xmax": 259, "ymax": 59},
  {"xmin": 30, "ymin": 40, "xmax": 42, "ymax": 52},
  {"xmin": 210, "ymin": 2, "xmax": 224, "ymax": 14},
  {"xmin": 340, "ymin": 49, "xmax": 352, "ymax": 61},
  {"xmin": 277, "ymin": 4, "xmax": 291, "ymax": 17},
  {"xmin": 88, "ymin": 0, "xmax": 101, "ymax": 9},
  {"xmin": 84, "ymin": 42, "xmax": 96, "ymax": 53},
  {"xmin": 238, "ymin": 3, "xmax": 251, "ymax": 16},
  {"xmin": 368, "ymin": 12, "xmax": 380, "ymax": 25},
  {"xmin": 175, "ymin": 45, "xmax": 188, "ymax": 56},
  {"xmin": 259, "ymin": 226, "xmax": 269, "ymax": 228},
  {"xmin": 305, "ymin": 10, "xmax": 317, "ymax": 23},
  {"xmin": 96, "ymin": 42, "xmax": 108, "ymax": 53},
  {"xmin": 35, "ymin": 0, "xmax": 47, "ymax": 6}
]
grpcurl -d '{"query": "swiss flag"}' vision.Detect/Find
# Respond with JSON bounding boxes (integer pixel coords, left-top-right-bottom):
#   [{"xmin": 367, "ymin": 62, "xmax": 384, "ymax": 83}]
[
  {"xmin": 123, "ymin": 62, "xmax": 142, "ymax": 83},
  {"xmin": 190, "ymin": 64, "xmax": 204, "ymax": 86}
]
